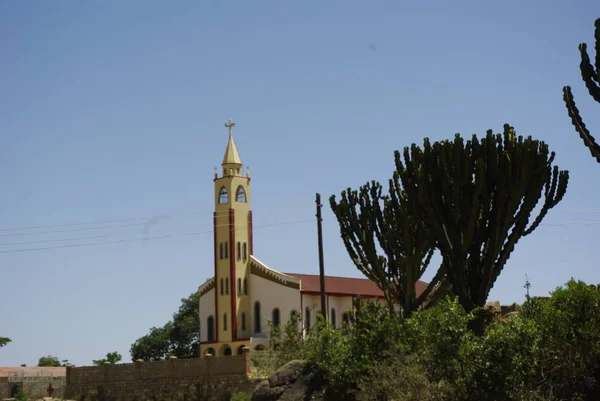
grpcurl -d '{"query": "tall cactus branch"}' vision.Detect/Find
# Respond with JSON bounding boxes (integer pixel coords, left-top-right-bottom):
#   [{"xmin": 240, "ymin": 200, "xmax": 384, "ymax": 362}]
[
  {"xmin": 395, "ymin": 124, "xmax": 569, "ymax": 334},
  {"xmin": 563, "ymin": 18, "xmax": 600, "ymax": 163},
  {"xmin": 330, "ymin": 178, "xmax": 448, "ymax": 319}
]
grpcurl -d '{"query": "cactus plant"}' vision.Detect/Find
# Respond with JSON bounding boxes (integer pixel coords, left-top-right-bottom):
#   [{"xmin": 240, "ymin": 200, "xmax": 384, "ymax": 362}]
[
  {"xmin": 395, "ymin": 124, "xmax": 569, "ymax": 334},
  {"xmin": 563, "ymin": 18, "xmax": 600, "ymax": 163},
  {"xmin": 330, "ymin": 179, "xmax": 449, "ymax": 319}
]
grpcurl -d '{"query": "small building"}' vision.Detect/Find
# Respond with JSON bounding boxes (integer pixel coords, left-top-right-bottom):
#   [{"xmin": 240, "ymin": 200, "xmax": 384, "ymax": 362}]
[
  {"xmin": 198, "ymin": 121, "xmax": 427, "ymax": 357},
  {"xmin": 0, "ymin": 367, "xmax": 66, "ymax": 399}
]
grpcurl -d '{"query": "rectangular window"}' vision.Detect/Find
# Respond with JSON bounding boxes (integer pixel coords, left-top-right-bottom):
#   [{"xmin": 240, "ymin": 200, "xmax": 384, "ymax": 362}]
[
  {"xmin": 238, "ymin": 278, "xmax": 242, "ymax": 295},
  {"xmin": 243, "ymin": 243, "xmax": 247, "ymax": 261},
  {"xmin": 243, "ymin": 278, "xmax": 248, "ymax": 295},
  {"xmin": 225, "ymin": 242, "xmax": 229, "ymax": 258},
  {"xmin": 220, "ymin": 278, "xmax": 224, "ymax": 295},
  {"xmin": 223, "ymin": 313, "xmax": 227, "ymax": 331},
  {"xmin": 219, "ymin": 243, "xmax": 223, "ymax": 260},
  {"xmin": 225, "ymin": 277, "xmax": 229, "ymax": 295},
  {"xmin": 237, "ymin": 242, "xmax": 241, "ymax": 261}
]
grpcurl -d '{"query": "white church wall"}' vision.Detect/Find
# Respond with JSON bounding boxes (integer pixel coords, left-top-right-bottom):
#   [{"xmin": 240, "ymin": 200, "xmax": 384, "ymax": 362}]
[
  {"xmin": 327, "ymin": 295, "xmax": 354, "ymax": 328},
  {"xmin": 199, "ymin": 288, "xmax": 215, "ymax": 342},
  {"xmin": 250, "ymin": 273, "xmax": 301, "ymax": 336}
]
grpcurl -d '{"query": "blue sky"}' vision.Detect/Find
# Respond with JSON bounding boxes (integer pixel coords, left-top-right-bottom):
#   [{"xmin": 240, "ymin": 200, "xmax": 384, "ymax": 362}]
[{"xmin": 1, "ymin": 1, "xmax": 599, "ymax": 367}]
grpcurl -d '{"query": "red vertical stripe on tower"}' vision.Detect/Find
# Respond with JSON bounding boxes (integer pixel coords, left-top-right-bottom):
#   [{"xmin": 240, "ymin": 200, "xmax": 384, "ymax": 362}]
[
  {"xmin": 229, "ymin": 208, "xmax": 237, "ymax": 340},
  {"xmin": 213, "ymin": 212, "xmax": 219, "ymax": 343},
  {"xmin": 248, "ymin": 210, "xmax": 253, "ymax": 255}
]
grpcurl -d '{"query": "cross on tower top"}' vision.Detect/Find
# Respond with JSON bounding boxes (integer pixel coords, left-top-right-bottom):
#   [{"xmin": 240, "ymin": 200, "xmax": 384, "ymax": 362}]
[{"xmin": 225, "ymin": 119, "xmax": 236, "ymax": 136}]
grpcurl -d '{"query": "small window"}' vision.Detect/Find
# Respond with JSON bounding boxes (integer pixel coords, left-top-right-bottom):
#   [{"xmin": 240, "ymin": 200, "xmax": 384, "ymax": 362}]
[
  {"xmin": 223, "ymin": 313, "xmax": 228, "ymax": 331},
  {"xmin": 219, "ymin": 243, "xmax": 223, "ymax": 260},
  {"xmin": 237, "ymin": 242, "xmax": 241, "ymax": 261},
  {"xmin": 243, "ymin": 242, "xmax": 247, "ymax": 260},
  {"xmin": 220, "ymin": 278, "xmax": 224, "ymax": 295},
  {"xmin": 238, "ymin": 278, "xmax": 242, "ymax": 295},
  {"xmin": 219, "ymin": 187, "xmax": 228, "ymax": 204},
  {"xmin": 241, "ymin": 312, "xmax": 247, "ymax": 331},
  {"xmin": 236, "ymin": 186, "xmax": 247, "ymax": 203},
  {"xmin": 254, "ymin": 302, "xmax": 262, "ymax": 334},
  {"xmin": 207, "ymin": 315, "xmax": 215, "ymax": 341},
  {"xmin": 225, "ymin": 278, "xmax": 229, "ymax": 295},
  {"xmin": 243, "ymin": 278, "xmax": 248, "ymax": 295},
  {"xmin": 305, "ymin": 307, "xmax": 311, "ymax": 330},
  {"xmin": 331, "ymin": 308, "xmax": 337, "ymax": 328},
  {"xmin": 272, "ymin": 308, "xmax": 280, "ymax": 327},
  {"xmin": 224, "ymin": 242, "xmax": 229, "ymax": 258}
]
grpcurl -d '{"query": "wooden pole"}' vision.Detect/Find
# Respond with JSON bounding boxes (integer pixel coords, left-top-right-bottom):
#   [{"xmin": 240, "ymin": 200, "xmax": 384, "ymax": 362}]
[{"xmin": 315, "ymin": 193, "xmax": 327, "ymax": 322}]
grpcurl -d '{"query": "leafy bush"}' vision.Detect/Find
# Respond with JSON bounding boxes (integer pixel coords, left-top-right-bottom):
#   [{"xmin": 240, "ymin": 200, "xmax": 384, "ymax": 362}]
[
  {"xmin": 527, "ymin": 279, "xmax": 600, "ymax": 399},
  {"xmin": 264, "ymin": 280, "xmax": 600, "ymax": 401},
  {"xmin": 13, "ymin": 387, "xmax": 26, "ymax": 401},
  {"xmin": 230, "ymin": 391, "xmax": 252, "ymax": 401}
]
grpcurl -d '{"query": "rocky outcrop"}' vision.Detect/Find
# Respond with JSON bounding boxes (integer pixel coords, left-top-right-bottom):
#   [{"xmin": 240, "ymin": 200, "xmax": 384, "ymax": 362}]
[
  {"xmin": 483, "ymin": 301, "xmax": 521, "ymax": 324},
  {"xmin": 251, "ymin": 360, "xmax": 328, "ymax": 401}
]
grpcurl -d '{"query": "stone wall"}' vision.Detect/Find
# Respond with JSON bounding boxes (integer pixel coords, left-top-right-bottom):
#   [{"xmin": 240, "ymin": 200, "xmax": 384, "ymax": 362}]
[
  {"xmin": 64, "ymin": 355, "xmax": 256, "ymax": 401},
  {"xmin": 1, "ymin": 376, "xmax": 66, "ymax": 400}
]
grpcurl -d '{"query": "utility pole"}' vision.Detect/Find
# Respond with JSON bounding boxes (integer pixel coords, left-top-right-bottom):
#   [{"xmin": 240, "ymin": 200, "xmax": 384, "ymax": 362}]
[{"xmin": 315, "ymin": 193, "xmax": 327, "ymax": 322}]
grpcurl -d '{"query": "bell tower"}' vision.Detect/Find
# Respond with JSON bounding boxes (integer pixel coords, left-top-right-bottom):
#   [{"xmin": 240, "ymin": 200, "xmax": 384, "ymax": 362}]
[{"xmin": 213, "ymin": 119, "xmax": 253, "ymax": 343}]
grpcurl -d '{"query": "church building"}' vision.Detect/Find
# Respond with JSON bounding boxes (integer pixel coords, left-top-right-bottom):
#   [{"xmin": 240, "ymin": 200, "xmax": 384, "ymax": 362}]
[{"xmin": 198, "ymin": 120, "xmax": 427, "ymax": 357}]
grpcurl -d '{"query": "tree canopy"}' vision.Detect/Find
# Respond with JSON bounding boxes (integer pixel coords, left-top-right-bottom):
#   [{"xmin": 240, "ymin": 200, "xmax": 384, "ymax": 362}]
[
  {"xmin": 330, "ymin": 180, "xmax": 449, "ymax": 318},
  {"xmin": 0, "ymin": 337, "xmax": 11, "ymax": 348},
  {"xmin": 330, "ymin": 124, "xmax": 568, "ymax": 335},
  {"xmin": 37, "ymin": 355, "xmax": 61, "ymax": 367},
  {"xmin": 130, "ymin": 291, "xmax": 199, "ymax": 361},
  {"xmin": 563, "ymin": 18, "xmax": 600, "ymax": 163},
  {"xmin": 93, "ymin": 351, "xmax": 122, "ymax": 365},
  {"xmin": 395, "ymin": 124, "xmax": 568, "ymax": 333}
]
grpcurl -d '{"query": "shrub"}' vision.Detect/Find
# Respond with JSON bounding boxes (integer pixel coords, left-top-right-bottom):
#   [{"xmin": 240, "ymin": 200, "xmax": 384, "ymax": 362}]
[{"xmin": 529, "ymin": 279, "xmax": 600, "ymax": 399}]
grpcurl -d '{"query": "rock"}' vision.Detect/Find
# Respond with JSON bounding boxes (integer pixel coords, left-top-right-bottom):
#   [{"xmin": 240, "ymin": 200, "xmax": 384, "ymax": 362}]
[
  {"xmin": 484, "ymin": 301, "xmax": 501, "ymax": 315},
  {"xmin": 252, "ymin": 360, "xmax": 328, "ymax": 401}
]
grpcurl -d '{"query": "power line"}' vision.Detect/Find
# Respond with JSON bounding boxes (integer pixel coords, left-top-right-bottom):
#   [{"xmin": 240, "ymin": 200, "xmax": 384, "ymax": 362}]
[
  {"xmin": 0, "ymin": 218, "xmax": 266, "ymax": 246},
  {"xmin": 0, "ymin": 219, "xmax": 313, "ymax": 254},
  {"xmin": 0, "ymin": 203, "xmax": 289, "ymax": 233}
]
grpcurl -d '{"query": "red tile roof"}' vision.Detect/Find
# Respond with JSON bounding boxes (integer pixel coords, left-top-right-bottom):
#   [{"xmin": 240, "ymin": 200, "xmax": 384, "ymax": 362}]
[
  {"xmin": 0, "ymin": 367, "xmax": 66, "ymax": 378},
  {"xmin": 285, "ymin": 273, "xmax": 428, "ymax": 298}
]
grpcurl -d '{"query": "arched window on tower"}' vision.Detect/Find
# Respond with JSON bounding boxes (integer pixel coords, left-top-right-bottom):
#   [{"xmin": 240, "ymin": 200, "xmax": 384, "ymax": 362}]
[
  {"xmin": 224, "ymin": 242, "xmax": 229, "ymax": 259},
  {"xmin": 243, "ymin": 243, "xmax": 247, "ymax": 261},
  {"xmin": 237, "ymin": 278, "xmax": 242, "ymax": 295},
  {"xmin": 272, "ymin": 308, "xmax": 280, "ymax": 327},
  {"xmin": 237, "ymin": 242, "xmax": 241, "ymax": 261},
  {"xmin": 225, "ymin": 277, "xmax": 229, "ymax": 295},
  {"xmin": 254, "ymin": 301, "xmax": 262, "ymax": 333},
  {"xmin": 223, "ymin": 313, "xmax": 228, "ymax": 331},
  {"xmin": 236, "ymin": 186, "xmax": 247, "ymax": 203},
  {"xmin": 219, "ymin": 243, "xmax": 224, "ymax": 260},
  {"xmin": 243, "ymin": 278, "xmax": 248, "ymax": 295},
  {"xmin": 220, "ymin": 278, "xmax": 224, "ymax": 295},
  {"xmin": 207, "ymin": 315, "xmax": 215, "ymax": 341},
  {"xmin": 219, "ymin": 187, "xmax": 228, "ymax": 204}
]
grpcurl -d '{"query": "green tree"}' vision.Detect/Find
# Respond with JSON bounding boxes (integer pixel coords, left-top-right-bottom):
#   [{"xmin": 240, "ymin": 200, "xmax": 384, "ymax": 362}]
[
  {"xmin": 330, "ymin": 180, "xmax": 449, "ymax": 318},
  {"xmin": 0, "ymin": 337, "xmax": 11, "ymax": 348},
  {"xmin": 563, "ymin": 18, "xmax": 600, "ymax": 163},
  {"xmin": 37, "ymin": 355, "xmax": 61, "ymax": 367},
  {"xmin": 93, "ymin": 351, "xmax": 122, "ymax": 365},
  {"xmin": 130, "ymin": 291, "xmax": 199, "ymax": 361},
  {"xmin": 395, "ymin": 124, "xmax": 569, "ymax": 334}
]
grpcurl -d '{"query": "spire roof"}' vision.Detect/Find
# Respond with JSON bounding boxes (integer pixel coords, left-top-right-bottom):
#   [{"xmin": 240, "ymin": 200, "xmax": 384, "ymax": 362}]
[{"xmin": 222, "ymin": 119, "xmax": 242, "ymax": 166}]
